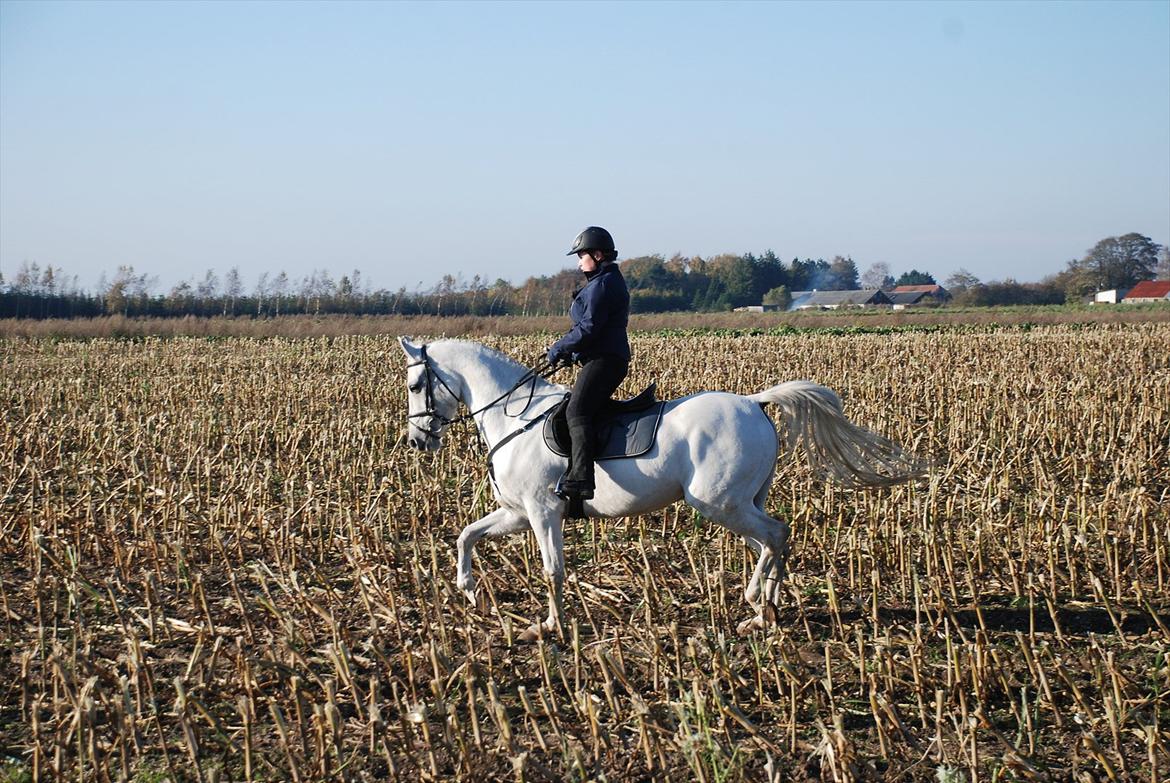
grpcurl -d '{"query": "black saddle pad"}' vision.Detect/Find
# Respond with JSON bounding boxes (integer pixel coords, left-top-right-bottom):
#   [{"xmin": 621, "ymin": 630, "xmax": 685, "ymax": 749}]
[{"xmin": 543, "ymin": 384, "xmax": 666, "ymax": 460}]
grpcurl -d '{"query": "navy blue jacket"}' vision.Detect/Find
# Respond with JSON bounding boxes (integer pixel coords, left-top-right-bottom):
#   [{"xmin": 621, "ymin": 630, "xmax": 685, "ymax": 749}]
[{"xmin": 550, "ymin": 263, "xmax": 630, "ymax": 362}]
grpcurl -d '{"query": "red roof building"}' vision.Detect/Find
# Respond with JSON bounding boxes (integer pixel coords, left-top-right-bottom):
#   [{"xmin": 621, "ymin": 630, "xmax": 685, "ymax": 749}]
[{"xmin": 1122, "ymin": 280, "xmax": 1170, "ymax": 302}]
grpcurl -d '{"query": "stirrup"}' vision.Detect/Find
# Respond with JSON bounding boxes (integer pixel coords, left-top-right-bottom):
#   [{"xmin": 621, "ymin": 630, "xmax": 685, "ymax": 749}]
[
  {"xmin": 554, "ymin": 476, "xmax": 592, "ymax": 520},
  {"xmin": 555, "ymin": 474, "xmax": 593, "ymax": 500}
]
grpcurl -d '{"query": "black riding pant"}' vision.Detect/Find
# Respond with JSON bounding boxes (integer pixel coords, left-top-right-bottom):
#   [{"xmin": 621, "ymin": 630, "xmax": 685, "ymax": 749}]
[
  {"xmin": 567, "ymin": 355, "xmax": 629, "ymax": 422},
  {"xmin": 564, "ymin": 355, "xmax": 629, "ymax": 485}
]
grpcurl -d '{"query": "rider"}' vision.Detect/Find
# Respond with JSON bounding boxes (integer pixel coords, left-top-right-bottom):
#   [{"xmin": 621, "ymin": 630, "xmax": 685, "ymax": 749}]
[{"xmin": 546, "ymin": 226, "xmax": 631, "ymax": 502}]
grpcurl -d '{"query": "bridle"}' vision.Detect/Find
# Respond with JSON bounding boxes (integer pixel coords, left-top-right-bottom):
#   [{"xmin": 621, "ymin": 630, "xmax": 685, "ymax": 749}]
[{"xmin": 406, "ymin": 344, "xmax": 559, "ymax": 445}]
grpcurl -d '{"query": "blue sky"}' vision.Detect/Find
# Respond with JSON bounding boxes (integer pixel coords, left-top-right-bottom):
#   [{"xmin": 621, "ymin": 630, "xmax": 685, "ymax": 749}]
[{"xmin": 2, "ymin": 0, "xmax": 1167, "ymax": 294}]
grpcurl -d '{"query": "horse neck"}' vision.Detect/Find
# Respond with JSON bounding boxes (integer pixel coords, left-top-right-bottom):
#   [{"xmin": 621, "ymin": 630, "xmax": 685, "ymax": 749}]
[{"xmin": 434, "ymin": 342, "xmax": 563, "ymax": 439}]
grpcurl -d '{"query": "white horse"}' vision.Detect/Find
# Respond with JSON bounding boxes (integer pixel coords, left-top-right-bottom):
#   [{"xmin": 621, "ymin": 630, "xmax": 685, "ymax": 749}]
[{"xmin": 400, "ymin": 337, "xmax": 922, "ymax": 638}]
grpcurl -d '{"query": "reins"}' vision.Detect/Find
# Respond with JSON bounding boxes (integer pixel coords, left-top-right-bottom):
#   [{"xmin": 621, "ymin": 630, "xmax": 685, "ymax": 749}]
[{"xmin": 406, "ymin": 344, "xmax": 561, "ymax": 438}]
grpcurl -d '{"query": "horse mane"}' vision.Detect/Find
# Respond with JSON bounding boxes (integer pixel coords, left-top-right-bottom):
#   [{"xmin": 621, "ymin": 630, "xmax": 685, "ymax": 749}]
[
  {"xmin": 430, "ymin": 339, "xmax": 522, "ymax": 370},
  {"xmin": 430, "ymin": 339, "xmax": 561, "ymax": 391}
]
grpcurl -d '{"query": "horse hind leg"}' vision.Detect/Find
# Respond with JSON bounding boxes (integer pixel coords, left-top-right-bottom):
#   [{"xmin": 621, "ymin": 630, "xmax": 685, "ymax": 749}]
[
  {"xmin": 740, "ymin": 513, "xmax": 791, "ymax": 635},
  {"xmin": 686, "ymin": 493, "xmax": 790, "ymax": 632},
  {"xmin": 744, "ymin": 469, "xmax": 782, "ymax": 605}
]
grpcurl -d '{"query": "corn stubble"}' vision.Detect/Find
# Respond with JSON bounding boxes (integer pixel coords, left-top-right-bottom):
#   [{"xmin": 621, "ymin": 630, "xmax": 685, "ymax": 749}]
[{"xmin": 1, "ymin": 324, "xmax": 1167, "ymax": 782}]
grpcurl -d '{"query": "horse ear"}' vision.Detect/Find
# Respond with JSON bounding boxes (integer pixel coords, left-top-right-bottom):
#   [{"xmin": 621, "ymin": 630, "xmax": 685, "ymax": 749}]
[{"xmin": 399, "ymin": 336, "xmax": 422, "ymax": 362}]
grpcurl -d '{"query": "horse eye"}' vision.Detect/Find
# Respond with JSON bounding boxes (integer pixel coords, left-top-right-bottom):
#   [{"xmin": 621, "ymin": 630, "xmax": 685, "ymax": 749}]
[{"xmin": 409, "ymin": 382, "xmax": 422, "ymax": 393}]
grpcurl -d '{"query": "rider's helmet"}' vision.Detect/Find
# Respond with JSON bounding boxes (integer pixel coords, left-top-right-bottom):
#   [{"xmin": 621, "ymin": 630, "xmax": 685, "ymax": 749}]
[{"xmin": 567, "ymin": 226, "xmax": 616, "ymax": 257}]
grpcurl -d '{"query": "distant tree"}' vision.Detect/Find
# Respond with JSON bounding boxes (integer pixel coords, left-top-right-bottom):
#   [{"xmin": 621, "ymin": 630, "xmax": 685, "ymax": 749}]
[
  {"xmin": 40, "ymin": 265, "xmax": 56, "ymax": 296},
  {"xmin": 749, "ymin": 249, "xmax": 786, "ymax": 295},
  {"xmin": 104, "ymin": 265, "xmax": 135, "ymax": 315},
  {"xmin": 196, "ymin": 270, "xmax": 219, "ymax": 306},
  {"xmin": 621, "ymin": 255, "xmax": 673, "ymax": 290},
  {"xmin": 860, "ymin": 262, "xmax": 895, "ymax": 290},
  {"xmin": 168, "ymin": 280, "xmax": 194, "ymax": 314},
  {"xmin": 1112, "ymin": 233, "xmax": 1160, "ymax": 279},
  {"xmin": 945, "ymin": 268, "xmax": 981, "ymax": 292},
  {"xmin": 664, "ymin": 252, "xmax": 691, "ymax": 277},
  {"xmin": 958, "ymin": 278, "xmax": 1064, "ymax": 306},
  {"xmin": 762, "ymin": 285, "xmax": 792, "ymax": 309},
  {"xmin": 299, "ymin": 269, "xmax": 335, "ymax": 314},
  {"xmin": 787, "ymin": 258, "xmax": 808, "ymax": 291},
  {"xmin": 254, "ymin": 272, "xmax": 270, "ymax": 315},
  {"xmin": 224, "ymin": 267, "xmax": 242, "ymax": 315},
  {"xmin": 11, "ymin": 261, "xmax": 37, "ymax": 293},
  {"xmin": 706, "ymin": 254, "xmax": 758, "ymax": 307},
  {"xmin": 789, "ymin": 258, "xmax": 832, "ymax": 291},
  {"xmin": 352, "ymin": 269, "xmax": 367, "ymax": 312},
  {"xmin": 433, "ymin": 273, "xmax": 457, "ymax": 316},
  {"xmin": 128, "ymin": 268, "xmax": 156, "ymax": 307},
  {"xmin": 1059, "ymin": 233, "xmax": 1161, "ymax": 298},
  {"xmin": 488, "ymin": 278, "xmax": 512, "ymax": 315},
  {"xmin": 272, "ymin": 272, "xmax": 289, "ymax": 315},
  {"xmin": 828, "ymin": 256, "xmax": 860, "ymax": 290},
  {"xmin": 1157, "ymin": 246, "xmax": 1170, "ymax": 280},
  {"xmin": 895, "ymin": 269, "xmax": 936, "ymax": 286}
]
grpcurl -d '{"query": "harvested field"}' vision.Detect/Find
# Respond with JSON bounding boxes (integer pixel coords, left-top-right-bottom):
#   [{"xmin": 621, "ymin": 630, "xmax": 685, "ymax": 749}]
[{"xmin": 1, "ymin": 323, "xmax": 1168, "ymax": 781}]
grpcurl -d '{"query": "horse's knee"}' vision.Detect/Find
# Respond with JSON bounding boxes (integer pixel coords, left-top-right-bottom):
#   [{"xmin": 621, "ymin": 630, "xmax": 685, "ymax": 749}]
[{"xmin": 457, "ymin": 527, "xmax": 478, "ymax": 555}]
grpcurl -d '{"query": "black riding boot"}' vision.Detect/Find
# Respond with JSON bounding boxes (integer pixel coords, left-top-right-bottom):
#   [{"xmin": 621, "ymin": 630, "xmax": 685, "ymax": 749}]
[{"xmin": 560, "ymin": 416, "xmax": 595, "ymax": 499}]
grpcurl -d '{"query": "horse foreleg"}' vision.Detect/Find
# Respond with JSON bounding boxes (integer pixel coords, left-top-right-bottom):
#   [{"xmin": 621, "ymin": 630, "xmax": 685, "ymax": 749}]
[
  {"xmin": 519, "ymin": 508, "xmax": 566, "ymax": 642},
  {"xmin": 456, "ymin": 507, "xmax": 527, "ymax": 603}
]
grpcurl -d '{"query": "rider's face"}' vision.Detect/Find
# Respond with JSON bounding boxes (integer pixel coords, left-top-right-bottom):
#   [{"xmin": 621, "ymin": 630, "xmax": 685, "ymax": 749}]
[{"xmin": 577, "ymin": 251, "xmax": 599, "ymax": 274}]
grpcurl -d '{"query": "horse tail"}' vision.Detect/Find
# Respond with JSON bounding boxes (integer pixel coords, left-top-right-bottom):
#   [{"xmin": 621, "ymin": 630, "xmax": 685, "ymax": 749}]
[{"xmin": 748, "ymin": 380, "xmax": 925, "ymax": 487}]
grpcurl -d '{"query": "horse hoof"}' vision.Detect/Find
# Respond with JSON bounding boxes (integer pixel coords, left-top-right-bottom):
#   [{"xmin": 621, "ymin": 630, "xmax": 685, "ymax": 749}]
[
  {"xmin": 518, "ymin": 624, "xmax": 543, "ymax": 643},
  {"xmin": 736, "ymin": 615, "xmax": 768, "ymax": 635},
  {"xmin": 462, "ymin": 588, "xmax": 477, "ymax": 606}
]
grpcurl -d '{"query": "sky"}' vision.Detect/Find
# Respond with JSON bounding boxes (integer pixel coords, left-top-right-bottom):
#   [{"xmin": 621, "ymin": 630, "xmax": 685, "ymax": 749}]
[{"xmin": 1, "ymin": 0, "xmax": 1168, "ymax": 294}]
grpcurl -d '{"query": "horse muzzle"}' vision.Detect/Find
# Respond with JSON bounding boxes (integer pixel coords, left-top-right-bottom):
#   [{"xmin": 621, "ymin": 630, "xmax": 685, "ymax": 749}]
[{"xmin": 407, "ymin": 429, "xmax": 442, "ymax": 451}]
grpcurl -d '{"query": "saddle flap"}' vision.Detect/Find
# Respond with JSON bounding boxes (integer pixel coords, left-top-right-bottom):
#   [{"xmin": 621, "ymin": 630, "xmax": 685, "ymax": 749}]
[{"xmin": 543, "ymin": 384, "xmax": 665, "ymax": 461}]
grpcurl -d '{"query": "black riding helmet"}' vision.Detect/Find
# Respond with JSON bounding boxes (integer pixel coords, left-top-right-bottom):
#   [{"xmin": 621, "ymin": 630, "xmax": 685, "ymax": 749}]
[{"xmin": 567, "ymin": 226, "xmax": 616, "ymax": 257}]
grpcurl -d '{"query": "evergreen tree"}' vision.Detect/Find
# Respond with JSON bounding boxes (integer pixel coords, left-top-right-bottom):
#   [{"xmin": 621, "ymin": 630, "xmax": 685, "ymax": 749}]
[
  {"xmin": 895, "ymin": 270, "xmax": 937, "ymax": 286},
  {"xmin": 828, "ymin": 256, "xmax": 860, "ymax": 290}
]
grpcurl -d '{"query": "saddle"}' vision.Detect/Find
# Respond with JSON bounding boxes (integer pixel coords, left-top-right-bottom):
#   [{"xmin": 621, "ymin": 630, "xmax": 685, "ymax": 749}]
[{"xmin": 543, "ymin": 382, "xmax": 666, "ymax": 460}]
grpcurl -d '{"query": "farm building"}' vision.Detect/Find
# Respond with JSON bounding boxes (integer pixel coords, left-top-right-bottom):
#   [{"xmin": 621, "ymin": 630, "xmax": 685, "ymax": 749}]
[
  {"xmin": 1122, "ymin": 280, "xmax": 1170, "ymax": 303},
  {"xmin": 1092, "ymin": 288, "xmax": 1130, "ymax": 304},
  {"xmin": 890, "ymin": 283, "xmax": 950, "ymax": 303},
  {"xmin": 887, "ymin": 290, "xmax": 937, "ymax": 308},
  {"xmin": 788, "ymin": 291, "xmax": 816, "ymax": 309},
  {"xmin": 790, "ymin": 289, "xmax": 891, "ymax": 310}
]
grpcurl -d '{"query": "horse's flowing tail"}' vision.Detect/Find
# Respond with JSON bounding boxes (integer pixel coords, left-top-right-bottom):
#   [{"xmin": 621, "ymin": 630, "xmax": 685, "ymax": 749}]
[{"xmin": 749, "ymin": 380, "xmax": 926, "ymax": 487}]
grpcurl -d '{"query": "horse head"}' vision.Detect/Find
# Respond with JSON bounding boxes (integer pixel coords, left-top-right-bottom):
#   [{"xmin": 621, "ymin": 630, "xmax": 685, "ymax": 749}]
[{"xmin": 399, "ymin": 336, "xmax": 463, "ymax": 451}]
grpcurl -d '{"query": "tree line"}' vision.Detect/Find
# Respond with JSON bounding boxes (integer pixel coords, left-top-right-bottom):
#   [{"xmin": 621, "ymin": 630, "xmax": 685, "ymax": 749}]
[{"xmin": 2, "ymin": 233, "xmax": 1165, "ymax": 320}]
